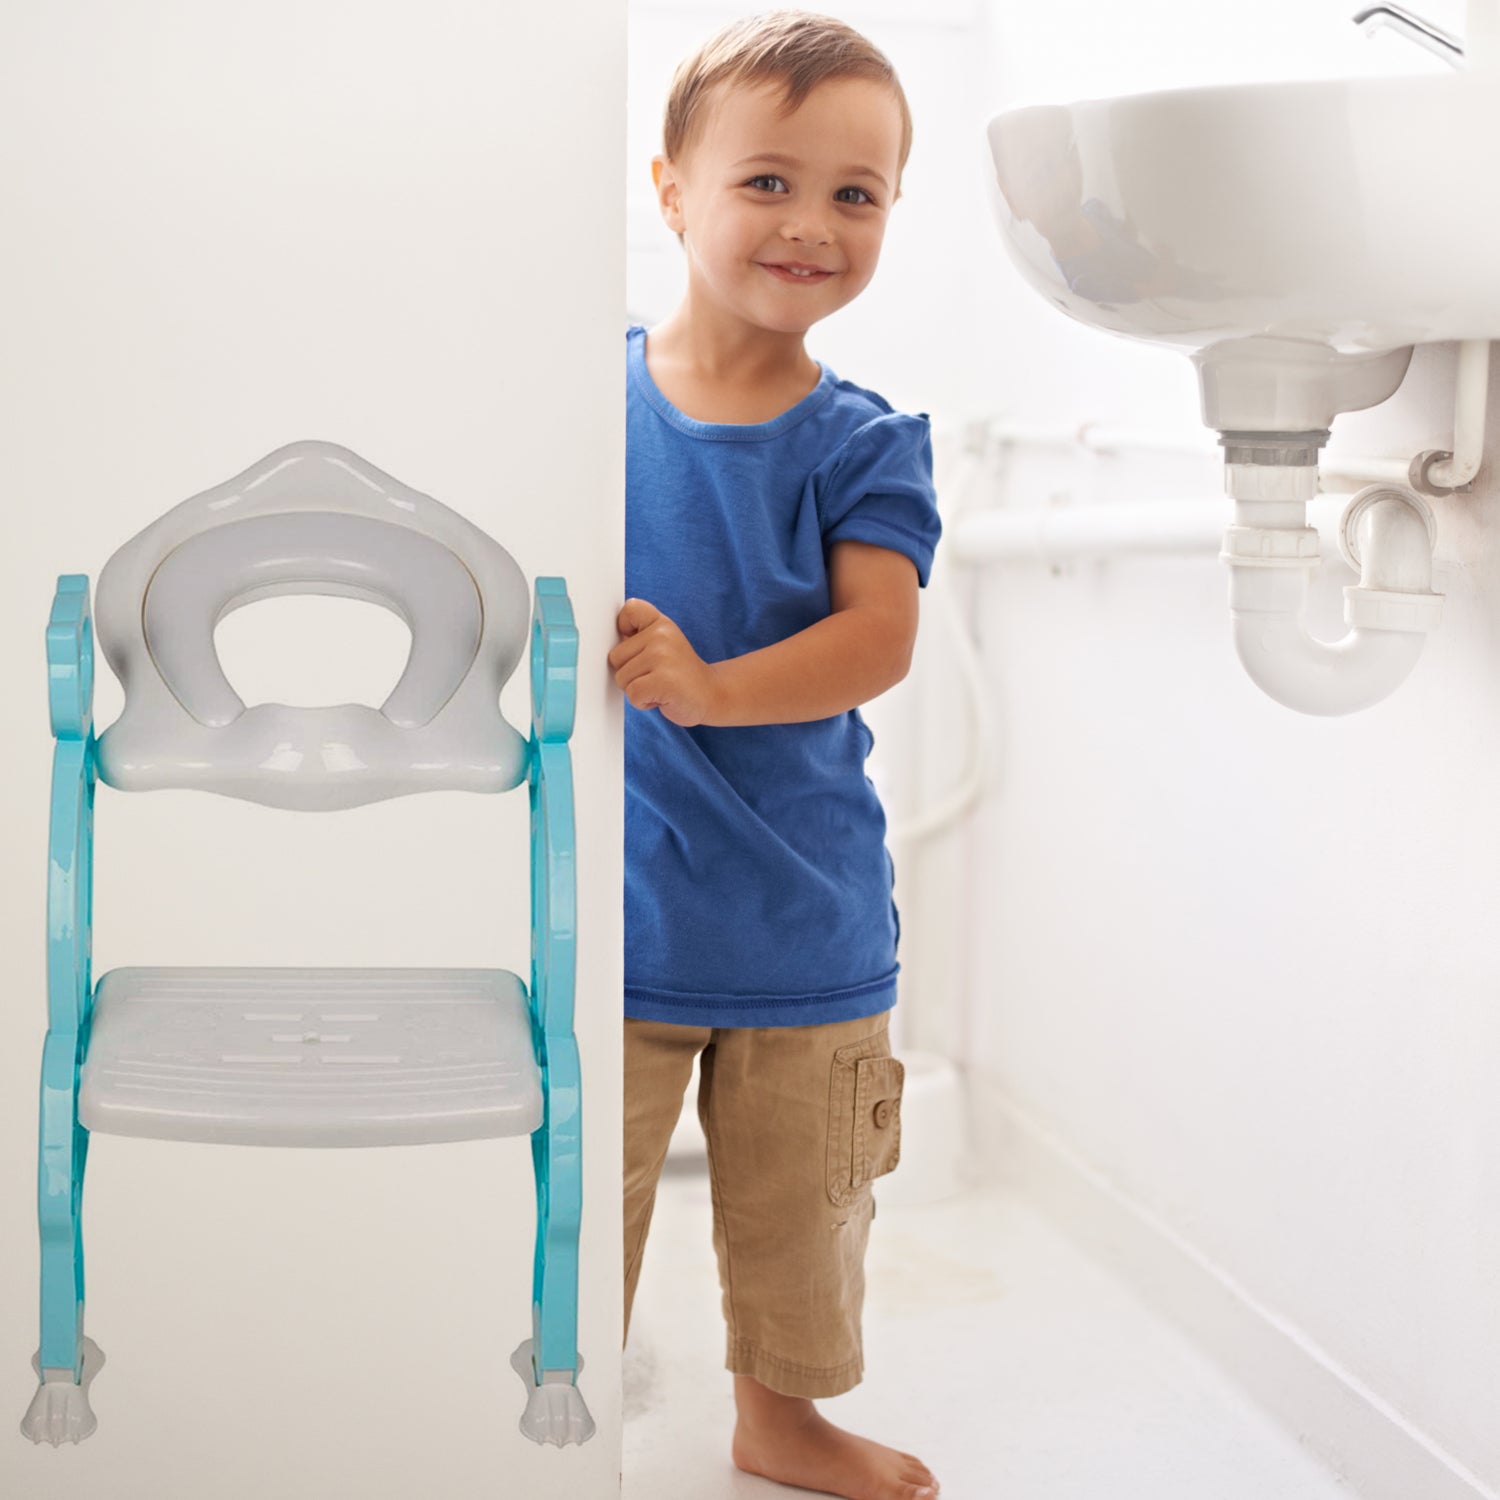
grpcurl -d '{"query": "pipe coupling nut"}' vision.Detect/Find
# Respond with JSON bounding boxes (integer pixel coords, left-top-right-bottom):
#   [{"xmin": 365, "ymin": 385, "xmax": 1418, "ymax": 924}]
[
  {"xmin": 1343, "ymin": 584, "xmax": 1444, "ymax": 634},
  {"xmin": 1219, "ymin": 525, "xmax": 1320, "ymax": 567}
]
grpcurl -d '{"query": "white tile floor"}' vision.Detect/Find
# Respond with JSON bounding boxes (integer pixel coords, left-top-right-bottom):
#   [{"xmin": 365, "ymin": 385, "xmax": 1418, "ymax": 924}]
[{"xmin": 624, "ymin": 1160, "xmax": 1361, "ymax": 1499}]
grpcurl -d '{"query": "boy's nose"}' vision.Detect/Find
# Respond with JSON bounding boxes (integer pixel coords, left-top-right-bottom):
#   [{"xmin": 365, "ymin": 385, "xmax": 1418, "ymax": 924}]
[{"xmin": 784, "ymin": 225, "xmax": 833, "ymax": 247}]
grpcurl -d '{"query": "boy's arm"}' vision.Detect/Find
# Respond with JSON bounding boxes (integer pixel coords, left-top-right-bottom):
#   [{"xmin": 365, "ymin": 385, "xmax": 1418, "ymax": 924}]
[{"xmin": 705, "ymin": 541, "xmax": 919, "ymax": 727}]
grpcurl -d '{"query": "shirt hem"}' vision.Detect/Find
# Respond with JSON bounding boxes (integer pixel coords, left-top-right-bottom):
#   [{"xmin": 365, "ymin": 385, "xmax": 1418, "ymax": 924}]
[
  {"xmin": 825, "ymin": 516, "xmax": 935, "ymax": 587},
  {"xmin": 624, "ymin": 967, "xmax": 898, "ymax": 1029}
]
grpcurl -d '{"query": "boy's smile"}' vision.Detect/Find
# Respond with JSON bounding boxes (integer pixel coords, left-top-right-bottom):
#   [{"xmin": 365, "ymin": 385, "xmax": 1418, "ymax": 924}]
[{"xmin": 653, "ymin": 75, "xmax": 904, "ymax": 340}]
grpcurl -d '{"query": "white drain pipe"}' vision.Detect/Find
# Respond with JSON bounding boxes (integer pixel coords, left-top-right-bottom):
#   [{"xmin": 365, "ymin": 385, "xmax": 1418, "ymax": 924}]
[
  {"xmin": 950, "ymin": 494, "xmax": 1350, "ymax": 563},
  {"xmin": 947, "ymin": 468, "xmax": 1445, "ymax": 715},
  {"xmin": 1425, "ymin": 339, "xmax": 1491, "ymax": 489},
  {"xmin": 1220, "ymin": 449, "xmax": 1443, "ymax": 715}
]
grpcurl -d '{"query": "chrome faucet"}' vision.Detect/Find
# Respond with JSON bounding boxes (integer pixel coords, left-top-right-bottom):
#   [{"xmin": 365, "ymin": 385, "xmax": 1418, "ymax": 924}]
[{"xmin": 1352, "ymin": 5, "xmax": 1465, "ymax": 67}]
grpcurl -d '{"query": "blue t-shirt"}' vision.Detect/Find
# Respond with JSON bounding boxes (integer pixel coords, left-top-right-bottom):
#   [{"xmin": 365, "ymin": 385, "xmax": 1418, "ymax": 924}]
[{"xmin": 624, "ymin": 324, "xmax": 942, "ymax": 1028}]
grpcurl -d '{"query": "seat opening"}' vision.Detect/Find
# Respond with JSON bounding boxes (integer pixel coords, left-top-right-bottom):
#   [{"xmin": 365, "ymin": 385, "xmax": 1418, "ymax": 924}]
[{"xmin": 213, "ymin": 593, "xmax": 414, "ymax": 710}]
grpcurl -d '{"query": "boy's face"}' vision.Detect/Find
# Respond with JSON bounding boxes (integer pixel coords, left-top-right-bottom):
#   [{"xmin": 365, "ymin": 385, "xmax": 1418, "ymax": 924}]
[{"xmin": 653, "ymin": 76, "xmax": 904, "ymax": 337}]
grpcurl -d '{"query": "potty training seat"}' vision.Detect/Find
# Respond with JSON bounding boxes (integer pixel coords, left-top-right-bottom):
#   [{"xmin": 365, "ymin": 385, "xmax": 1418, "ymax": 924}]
[
  {"xmin": 23, "ymin": 440, "xmax": 592, "ymax": 1452},
  {"xmin": 94, "ymin": 439, "xmax": 532, "ymax": 810}
]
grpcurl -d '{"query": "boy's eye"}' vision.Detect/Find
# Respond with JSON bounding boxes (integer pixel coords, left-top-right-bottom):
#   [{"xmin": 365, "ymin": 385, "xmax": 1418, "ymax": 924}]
[{"xmin": 743, "ymin": 175, "xmax": 876, "ymax": 207}]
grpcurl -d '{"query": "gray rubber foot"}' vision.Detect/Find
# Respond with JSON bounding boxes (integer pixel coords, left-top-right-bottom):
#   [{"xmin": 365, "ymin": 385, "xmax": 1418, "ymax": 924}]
[
  {"xmin": 20, "ymin": 1336, "xmax": 106, "ymax": 1446},
  {"xmin": 511, "ymin": 1337, "xmax": 596, "ymax": 1447}
]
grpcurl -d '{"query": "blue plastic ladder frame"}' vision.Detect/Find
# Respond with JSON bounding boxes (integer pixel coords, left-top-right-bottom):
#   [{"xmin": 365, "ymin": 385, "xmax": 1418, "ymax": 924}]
[
  {"xmin": 38, "ymin": 575, "xmax": 95, "ymax": 1380},
  {"xmin": 527, "ymin": 576, "xmax": 583, "ymax": 1385},
  {"xmin": 32, "ymin": 571, "xmax": 585, "ymax": 1410}
]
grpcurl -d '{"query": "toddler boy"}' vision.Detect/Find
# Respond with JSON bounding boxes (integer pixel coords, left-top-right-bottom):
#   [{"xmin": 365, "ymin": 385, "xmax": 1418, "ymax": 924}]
[{"xmin": 608, "ymin": 12, "xmax": 942, "ymax": 1499}]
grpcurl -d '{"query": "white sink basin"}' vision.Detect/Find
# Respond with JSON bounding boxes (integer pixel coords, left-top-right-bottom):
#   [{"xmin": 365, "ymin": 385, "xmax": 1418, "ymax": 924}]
[{"xmin": 987, "ymin": 73, "xmax": 1500, "ymax": 427}]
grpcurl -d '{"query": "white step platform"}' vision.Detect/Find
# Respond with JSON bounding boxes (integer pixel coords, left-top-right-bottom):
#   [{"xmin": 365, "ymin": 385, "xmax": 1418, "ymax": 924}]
[{"xmin": 78, "ymin": 967, "xmax": 542, "ymax": 1147}]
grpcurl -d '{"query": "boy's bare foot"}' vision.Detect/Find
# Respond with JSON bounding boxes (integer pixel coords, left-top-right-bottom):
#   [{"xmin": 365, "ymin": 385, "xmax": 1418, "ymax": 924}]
[{"xmin": 731, "ymin": 1375, "xmax": 939, "ymax": 1500}]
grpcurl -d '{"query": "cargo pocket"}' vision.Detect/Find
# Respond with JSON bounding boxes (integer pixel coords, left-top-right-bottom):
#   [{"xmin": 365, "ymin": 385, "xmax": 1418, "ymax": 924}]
[{"xmin": 826, "ymin": 1031, "xmax": 906, "ymax": 1208}]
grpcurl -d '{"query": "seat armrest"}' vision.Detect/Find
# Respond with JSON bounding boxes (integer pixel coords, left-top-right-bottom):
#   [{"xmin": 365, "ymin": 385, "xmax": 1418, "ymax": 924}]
[
  {"xmin": 47, "ymin": 575, "xmax": 94, "ymax": 742},
  {"xmin": 531, "ymin": 576, "xmax": 577, "ymax": 745}
]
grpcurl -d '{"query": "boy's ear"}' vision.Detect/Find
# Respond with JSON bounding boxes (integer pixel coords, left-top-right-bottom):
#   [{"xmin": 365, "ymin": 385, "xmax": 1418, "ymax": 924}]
[{"xmin": 652, "ymin": 153, "xmax": 684, "ymax": 233}]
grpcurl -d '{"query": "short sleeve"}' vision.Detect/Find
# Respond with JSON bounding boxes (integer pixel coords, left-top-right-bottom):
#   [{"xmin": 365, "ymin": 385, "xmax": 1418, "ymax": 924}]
[{"xmin": 816, "ymin": 412, "xmax": 943, "ymax": 587}]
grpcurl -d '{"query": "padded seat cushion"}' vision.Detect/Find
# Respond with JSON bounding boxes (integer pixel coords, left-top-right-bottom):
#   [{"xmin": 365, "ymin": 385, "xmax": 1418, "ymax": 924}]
[
  {"xmin": 92, "ymin": 440, "xmax": 531, "ymax": 809},
  {"xmin": 78, "ymin": 967, "xmax": 542, "ymax": 1147}
]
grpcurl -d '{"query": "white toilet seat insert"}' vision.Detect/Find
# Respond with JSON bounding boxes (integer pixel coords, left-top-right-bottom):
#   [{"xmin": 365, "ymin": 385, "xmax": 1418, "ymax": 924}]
[
  {"xmin": 144, "ymin": 511, "xmax": 483, "ymax": 730},
  {"xmin": 94, "ymin": 440, "xmax": 531, "ymax": 810}
]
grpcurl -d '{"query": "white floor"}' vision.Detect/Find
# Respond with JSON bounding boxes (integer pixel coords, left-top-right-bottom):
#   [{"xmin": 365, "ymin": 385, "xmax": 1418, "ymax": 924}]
[{"xmin": 624, "ymin": 1157, "xmax": 1362, "ymax": 1499}]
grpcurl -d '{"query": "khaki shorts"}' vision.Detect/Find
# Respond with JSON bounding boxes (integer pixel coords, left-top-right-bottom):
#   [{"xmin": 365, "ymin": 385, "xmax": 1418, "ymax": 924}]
[{"xmin": 623, "ymin": 1011, "xmax": 905, "ymax": 1399}]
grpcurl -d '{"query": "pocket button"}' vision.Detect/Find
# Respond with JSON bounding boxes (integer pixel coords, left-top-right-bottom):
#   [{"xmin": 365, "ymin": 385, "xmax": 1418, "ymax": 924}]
[{"xmin": 873, "ymin": 1099, "xmax": 893, "ymax": 1129}]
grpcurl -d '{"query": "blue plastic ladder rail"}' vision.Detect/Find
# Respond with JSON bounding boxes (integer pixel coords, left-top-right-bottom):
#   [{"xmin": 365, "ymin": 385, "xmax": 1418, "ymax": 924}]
[
  {"xmin": 39, "ymin": 575, "xmax": 95, "ymax": 1384},
  {"xmin": 527, "ymin": 576, "xmax": 583, "ymax": 1385}
]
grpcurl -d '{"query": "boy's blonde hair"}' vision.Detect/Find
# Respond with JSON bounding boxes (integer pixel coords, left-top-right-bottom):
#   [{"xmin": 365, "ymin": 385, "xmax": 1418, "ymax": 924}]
[{"xmin": 660, "ymin": 9, "xmax": 913, "ymax": 243}]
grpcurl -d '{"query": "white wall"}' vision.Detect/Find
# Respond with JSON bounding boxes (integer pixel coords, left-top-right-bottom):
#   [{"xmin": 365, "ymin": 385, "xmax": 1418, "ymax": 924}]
[
  {"xmin": 937, "ymin": 4, "xmax": 1498, "ymax": 1499},
  {"xmin": 630, "ymin": 2, "xmax": 1495, "ymax": 1496},
  {"xmin": 0, "ymin": 6, "xmax": 622, "ymax": 1498}
]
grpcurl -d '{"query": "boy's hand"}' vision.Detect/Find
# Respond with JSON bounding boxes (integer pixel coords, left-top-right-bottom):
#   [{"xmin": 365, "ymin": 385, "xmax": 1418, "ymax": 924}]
[{"xmin": 609, "ymin": 598, "xmax": 725, "ymax": 727}]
